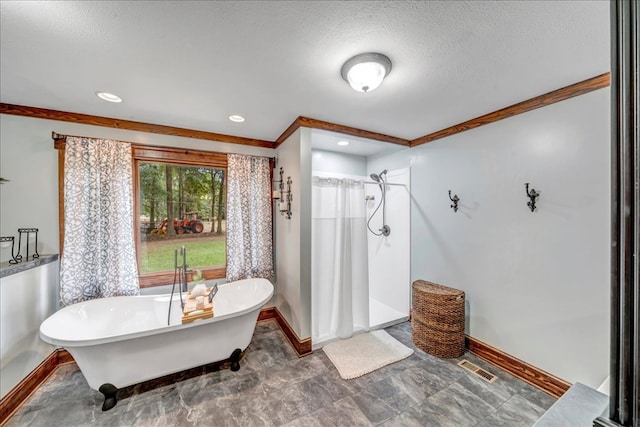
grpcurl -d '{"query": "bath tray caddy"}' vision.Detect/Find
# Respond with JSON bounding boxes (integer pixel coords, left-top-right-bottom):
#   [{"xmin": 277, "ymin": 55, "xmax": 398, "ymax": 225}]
[{"xmin": 181, "ymin": 284, "xmax": 217, "ymax": 324}]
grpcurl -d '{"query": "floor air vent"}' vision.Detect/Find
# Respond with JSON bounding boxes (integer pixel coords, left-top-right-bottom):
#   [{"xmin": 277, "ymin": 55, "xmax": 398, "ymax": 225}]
[{"xmin": 457, "ymin": 360, "xmax": 498, "ymax": 383}]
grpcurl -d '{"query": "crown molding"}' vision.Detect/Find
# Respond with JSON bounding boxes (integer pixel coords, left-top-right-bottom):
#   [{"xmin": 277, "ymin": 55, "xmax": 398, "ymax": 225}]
[
  {"xmin": 411, "ymin": 72, "xmax": 611, "ymax": 147},
  {"xmin": 0, "ymin": 103, "xmax": 274, "ymax": 149}
]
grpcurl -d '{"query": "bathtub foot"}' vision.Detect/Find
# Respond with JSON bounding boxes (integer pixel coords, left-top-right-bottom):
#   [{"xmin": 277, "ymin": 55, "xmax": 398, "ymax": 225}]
[
  {"xmin": 99, "ymin": 383, "xmax": 118, "ymax": 411},
  {"xmin": 230, "ymin": 348, "xmax": 242, "ymax": 371}
]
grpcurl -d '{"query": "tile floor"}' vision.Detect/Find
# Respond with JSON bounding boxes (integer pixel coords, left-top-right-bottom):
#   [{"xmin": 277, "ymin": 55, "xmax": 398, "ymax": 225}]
[{"xmin": 6, "ymin": 320, "xmax": 555, "ymax": 426}]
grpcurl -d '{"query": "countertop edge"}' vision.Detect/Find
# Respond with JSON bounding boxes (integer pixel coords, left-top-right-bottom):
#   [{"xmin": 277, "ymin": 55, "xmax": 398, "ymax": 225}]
[{"xmin": 0, "ymin": 254, "xmax": 59, "ymax": 279}]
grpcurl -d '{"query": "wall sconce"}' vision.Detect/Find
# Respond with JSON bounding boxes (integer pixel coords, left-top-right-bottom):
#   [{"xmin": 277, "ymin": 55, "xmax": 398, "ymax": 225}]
[
  {"xmin": 274, "ymin": 167, "xmax": 292, "ymax": 219},
  {"xmin": 525, "ymin": 183, "xmax": 540, "ymax": 212},
  {"xmin": 281, "ymin": 177, "xmax": 293, "ymax": 220},
  {"xmin": 448, "ymin": 190, "xmax": 460, "ymax": 212}
]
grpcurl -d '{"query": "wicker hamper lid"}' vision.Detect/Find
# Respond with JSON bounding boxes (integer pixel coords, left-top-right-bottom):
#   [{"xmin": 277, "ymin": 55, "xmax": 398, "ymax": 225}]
[{"xmin": 412, "ymin": 280, "xmax": 464, "ymax": 298}]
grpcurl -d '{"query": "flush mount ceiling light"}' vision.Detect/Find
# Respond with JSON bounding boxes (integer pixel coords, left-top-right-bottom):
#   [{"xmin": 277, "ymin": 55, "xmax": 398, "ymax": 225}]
[
  {"xmin": 337, "ymin": 140, "xmax": 350, "ymax": 146},
  {"xmin": 95, "ymin": 91, "xmax": 122, "ymax": 103},
  {"xmin": 341, "ymin": 52, "xmax": 392, "ymax": 93},
  {"xmin": 228, "ymin": 114, "xmax": 245, "ymax": 123}
]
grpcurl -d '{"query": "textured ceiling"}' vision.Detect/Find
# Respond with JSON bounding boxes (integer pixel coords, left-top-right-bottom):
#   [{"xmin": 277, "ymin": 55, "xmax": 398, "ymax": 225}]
[{"xmin": 0, "ymin": 1, "xmax": 610, "ymax": 143}]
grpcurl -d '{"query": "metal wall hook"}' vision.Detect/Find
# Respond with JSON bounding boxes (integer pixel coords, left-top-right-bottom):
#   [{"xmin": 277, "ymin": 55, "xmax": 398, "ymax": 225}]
[
  {"xmin": 525, "ymin": 183, "xmax": 540, "ymax": 212},
  {"xmin": 448, "ymin": 190, "xmax": 460, "ymax": 212}
]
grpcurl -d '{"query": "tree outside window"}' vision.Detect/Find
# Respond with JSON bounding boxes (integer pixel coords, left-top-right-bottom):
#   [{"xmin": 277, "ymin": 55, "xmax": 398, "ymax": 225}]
[{"xmin": 137, "ymin": 162, "xmax": 226, "ymax": 283}]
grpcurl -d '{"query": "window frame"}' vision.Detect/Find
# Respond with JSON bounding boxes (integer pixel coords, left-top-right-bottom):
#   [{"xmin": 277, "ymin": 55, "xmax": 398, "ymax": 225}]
[{"xmin": 132, "ymin": 145, "xmax": 228, "ymax": 288}]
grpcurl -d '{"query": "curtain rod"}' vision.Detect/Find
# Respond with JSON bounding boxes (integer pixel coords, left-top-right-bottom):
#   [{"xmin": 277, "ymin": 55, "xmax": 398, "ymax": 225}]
[{"xmin": 54, "ymin": 132, "xmax": 277, "ymax": 162}]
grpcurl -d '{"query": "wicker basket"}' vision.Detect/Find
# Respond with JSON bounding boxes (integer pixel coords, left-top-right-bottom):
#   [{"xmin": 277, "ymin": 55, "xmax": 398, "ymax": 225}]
[{"xmin": 412, "ymin": 280, "xmax": 465, "ymax": 358}]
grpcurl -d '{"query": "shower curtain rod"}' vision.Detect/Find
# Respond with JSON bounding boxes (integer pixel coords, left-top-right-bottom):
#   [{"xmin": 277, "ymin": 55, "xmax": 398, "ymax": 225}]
[
  {"xmin": 313, "ymin": 176, "xmax": 405, "ymax": 187},
  {"xmin": 364, "ymin": 180, "xmax": 404, "ymax": 187}
]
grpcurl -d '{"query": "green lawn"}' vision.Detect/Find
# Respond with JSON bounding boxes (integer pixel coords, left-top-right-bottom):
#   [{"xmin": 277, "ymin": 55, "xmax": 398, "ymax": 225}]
[{"xmin": 139, "ymin": 237, "xmax": 226, "ymax": 273}]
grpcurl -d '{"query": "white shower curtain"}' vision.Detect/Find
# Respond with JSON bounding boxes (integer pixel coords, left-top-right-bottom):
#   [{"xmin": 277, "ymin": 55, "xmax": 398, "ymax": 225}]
[{"xmin": 312, "ymin": 176, "xmax": 369, "ymax": 342}]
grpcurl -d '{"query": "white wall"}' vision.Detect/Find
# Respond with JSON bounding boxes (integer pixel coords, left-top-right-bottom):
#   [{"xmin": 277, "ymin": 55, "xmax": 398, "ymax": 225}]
[
  {"xmin": 0, "ymin": 116, "xmax": 60, "ymax": 263},
  {"xmin": 0, "ymin": 261, "xmax": 58, "ymax": 398},
  {"xmin": 275, "ymin": 128, "xmax": 312, "ymax": 339},
  {"xmin": 369, "ymin": 88, "xmax": 610, "ymax": 388},
  {"xmin": 311, "ymin": 149, "xmax": 367, "ymax": 176}
]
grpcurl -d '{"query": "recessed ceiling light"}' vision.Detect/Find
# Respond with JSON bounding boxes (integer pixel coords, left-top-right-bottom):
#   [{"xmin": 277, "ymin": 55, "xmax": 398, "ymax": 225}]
[
  {"xmin": 95, "ymin": 91, "xmax": 122, "ymax": 103},
  {"xmin": 229, "ymin": 114, "xmax": 245, "ymax": 122},
  {"xmin": 337, "ymin": 140, "xmax": 350, "ymax": 146}
]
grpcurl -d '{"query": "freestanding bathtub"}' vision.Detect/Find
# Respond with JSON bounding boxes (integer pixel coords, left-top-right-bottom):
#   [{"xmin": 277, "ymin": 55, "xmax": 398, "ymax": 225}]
[{"xmin": 40, "ymin": 278, "xmax": 273, "ymax": 410}]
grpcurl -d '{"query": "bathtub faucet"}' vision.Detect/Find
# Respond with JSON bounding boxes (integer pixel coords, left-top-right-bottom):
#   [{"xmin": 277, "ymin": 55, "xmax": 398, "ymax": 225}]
[{"xmin": 179, "ymin": 246, "xmax": 192, "ymax": 293}]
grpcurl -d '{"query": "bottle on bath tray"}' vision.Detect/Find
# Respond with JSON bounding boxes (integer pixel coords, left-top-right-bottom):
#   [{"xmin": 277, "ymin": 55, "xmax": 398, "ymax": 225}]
[{"xmin": 195, "ymin": 296, "xmax": 205, "ymax": 310}]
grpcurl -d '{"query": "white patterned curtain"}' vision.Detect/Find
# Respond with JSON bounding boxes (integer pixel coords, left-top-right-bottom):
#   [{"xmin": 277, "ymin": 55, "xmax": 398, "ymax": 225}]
[
  {"xmin": 59, "ymin": 137, "xmax": 140, "ymax": 306},
  {"xmin": 226, "ymin": 154, "xmax": 274, "ymax": 281}
]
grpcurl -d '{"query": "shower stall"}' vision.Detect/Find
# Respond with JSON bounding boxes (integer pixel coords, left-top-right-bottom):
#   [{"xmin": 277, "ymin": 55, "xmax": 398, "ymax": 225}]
[
  {"xmin": 310, "ymin": 148, "xmax": 410, "ymax": 348},
  {"xmin": 366, "ymin": 168, "xmax": 411, "ymax": 329}
]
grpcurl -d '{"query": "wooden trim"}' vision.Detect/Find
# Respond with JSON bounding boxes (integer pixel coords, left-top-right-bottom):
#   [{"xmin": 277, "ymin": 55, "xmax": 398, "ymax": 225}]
[
  {"xmin": 465, "ymin": 335, "xmax": 571, "ymax": 399},
  {"xmin": 56, "ymin": 148, "xmax": 65, "ymax": 257},
  {"xmin": 56, "ymin": 350, "xmax": 74, "ymax": 366},
  {"xmin": 1, "ymin": 103, "xmax": 274, "ymax": 149},
  {"xmin": 6, "ymin": 73, "xmax": 611, "ymax": 153},
  {"xmin": 258, "ymin": 306, "xmax": 278, "ymax": 322},
  {"xmin": 6, "ymin": 72, "xmax": 611, "ymax": 154},
  {"xmin": 0, "ymin": 349, "xmax": 73, "ymax": 426},
  {"xmin": 132, "ymin": 146, "xmax": 228, "ymax": 168},
  {"xmin": 274, "ymin": 116, "xmax": 410, "ymax": 148},
  {"xmin": 258, "ymin": 307, "xmax": 312, "ymax": 357},
  {"xmin": 138, "ymin": 268, "xmax": 227, "ymax": 288},
  {"xmin": 55, "ymin": 136, "xmax": 232, "ymax": 167},
  {"xmin": 411, "ymin": 72, "xmax": 611, "ymax": 147}
]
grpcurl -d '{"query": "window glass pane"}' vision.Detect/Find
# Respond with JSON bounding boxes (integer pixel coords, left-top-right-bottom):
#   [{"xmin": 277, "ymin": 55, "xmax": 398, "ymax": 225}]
[{"xmin": 138, "ymin": 163, "xmax": 226, "ymax": 274}]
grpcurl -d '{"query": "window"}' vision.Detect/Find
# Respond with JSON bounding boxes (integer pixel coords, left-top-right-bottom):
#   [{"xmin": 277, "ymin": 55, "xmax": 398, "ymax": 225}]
[{"xmin": 133, "ymin": 146, "xmax": 227, "ymax": 287}]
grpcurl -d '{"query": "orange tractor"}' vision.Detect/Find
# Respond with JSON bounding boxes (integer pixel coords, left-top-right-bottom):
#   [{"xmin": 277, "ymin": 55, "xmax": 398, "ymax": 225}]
[{"xmin": 150, "ymin": 211, "xmax": 204, "ymax": 235}]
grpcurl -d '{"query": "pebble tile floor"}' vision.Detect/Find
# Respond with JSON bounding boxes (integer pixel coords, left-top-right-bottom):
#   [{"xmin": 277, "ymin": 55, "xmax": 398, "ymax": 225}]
[{"xmin": 6, "ymin": 320, "xmax": 556, "ymax": 426}]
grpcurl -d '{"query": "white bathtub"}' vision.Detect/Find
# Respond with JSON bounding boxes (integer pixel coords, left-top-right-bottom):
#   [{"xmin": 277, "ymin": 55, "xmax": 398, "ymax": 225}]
[{"xmin": 40, "ymin": 278, "xmax": 273, "ymax": 409}]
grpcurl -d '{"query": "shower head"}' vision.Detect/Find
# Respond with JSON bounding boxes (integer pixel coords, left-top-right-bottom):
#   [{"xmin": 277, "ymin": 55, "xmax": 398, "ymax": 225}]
[{"xmin": 369, "ymin": 169, "xmax": 388, "ymax": 182}]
